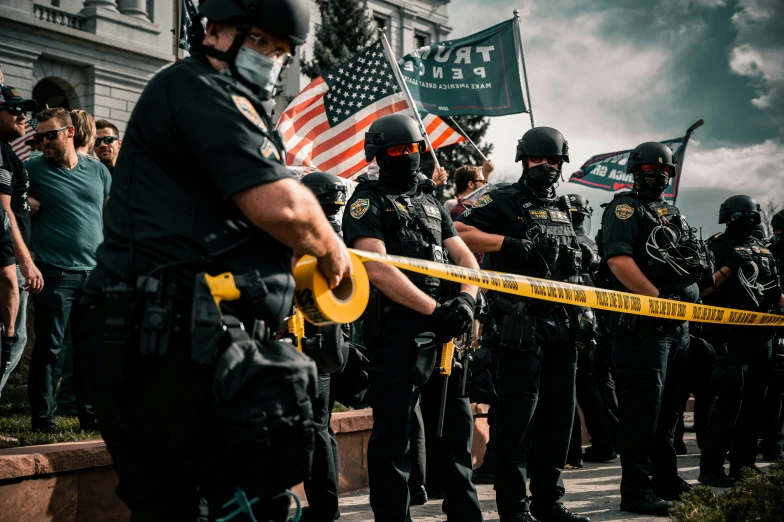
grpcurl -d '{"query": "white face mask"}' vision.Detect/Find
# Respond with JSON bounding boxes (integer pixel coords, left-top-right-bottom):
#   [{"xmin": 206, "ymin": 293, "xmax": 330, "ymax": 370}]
[{"xmin": 233, "ymin": 45, "xmax": 282, "ymax": 100}]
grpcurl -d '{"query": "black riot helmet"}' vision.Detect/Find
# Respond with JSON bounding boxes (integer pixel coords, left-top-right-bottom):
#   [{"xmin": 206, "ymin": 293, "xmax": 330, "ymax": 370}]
[
  {"xmin": 718, "ymin": 194, "xmax": 761, "ymax": 224},
  {"xmin": 514, "ymin": 127, "xmax": 569, "ymax": 192},
  {"xmin": 365, "ymin": 114, "xmax": 427, "ymax": 183},
  {"xmin": 567, "ymin": 194, "xmax": 592, "ymax": 216},
  {"xmin": 196, "ymin": 0, "xmax": 310, "ymax": 98},
  {"xmin": 364, "ymin": 113, "xmax": 426, "ymax": 162},
  {"xmin": 627, "ymin": 142, "xmax": 677, "ymax": 198},
  {"xmin": 302, "ymin": 171, "xmax": 347, "ymax": 214},
  {"xmin": 771, "ymin": 209, "xmax": 784, "ymax": 231}
]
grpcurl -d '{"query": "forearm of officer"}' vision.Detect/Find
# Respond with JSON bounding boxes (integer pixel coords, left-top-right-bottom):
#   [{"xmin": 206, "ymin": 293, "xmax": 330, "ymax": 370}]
[
  {"xmin": 454, "ymin": 222, "xmax": 504, "ymax": 253},
  {"xmin": 444, "ymin": 236, "xmax": 479, "ymax": 299},
  {"xmin": 353, "ymin": 237, "xmax": 438, "ymax": 315},
  {"xmin": 607, "ymin": 255, "xmax": 659, "ymax": 297},
  {"xmin": 700, "ymin": 266, "xmax": 731, "ymax": 297},
  {"xmin": 234, "ymin": 177, "xmax": 340, "ymax": 257}
]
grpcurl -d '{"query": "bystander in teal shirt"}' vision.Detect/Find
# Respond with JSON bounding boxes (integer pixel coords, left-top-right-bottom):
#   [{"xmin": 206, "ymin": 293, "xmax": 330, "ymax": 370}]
[{"xmin": 27, "ymin": 155, "xmax": 111, "ymax": 270}]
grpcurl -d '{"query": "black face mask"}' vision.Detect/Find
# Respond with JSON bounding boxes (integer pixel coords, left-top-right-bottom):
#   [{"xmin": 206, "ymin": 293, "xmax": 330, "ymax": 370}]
[
  {"xmin": 634, "ymin": 170, "xmax": 670, "ymax": 198},
  {"xmin": 526, "ymin": 163, "xmax": 560, "ymax": 190},
  {"xmin": 377, "ymin": 151, "xmax": 420, "ymax": 183},
  {"xmin": 726, "ymin": 217, "xmax": 756, "ymax": 238}
]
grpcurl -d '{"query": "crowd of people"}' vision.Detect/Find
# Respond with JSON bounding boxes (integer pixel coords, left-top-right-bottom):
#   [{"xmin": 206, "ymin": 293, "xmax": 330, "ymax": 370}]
[
  {"xmin": 0, "ymin": 83, "xmax": 120, "ymax": 436},
  {"xmin": 1, "ymin": 1, "xmax": 784, "ymax": 522}
]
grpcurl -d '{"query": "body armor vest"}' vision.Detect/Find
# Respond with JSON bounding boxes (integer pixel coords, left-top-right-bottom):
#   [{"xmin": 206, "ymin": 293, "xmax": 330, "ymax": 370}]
[
  {"xmin": 711, "ymin": 233, "xmax": 779, "ymax": 310},
  {"xmin": 507, "ymin": 186, "xmax": 583, "ymax": 284},
  {"xmin": 355, "ymin": 180, "xmax": 447, "ymax": 297}
]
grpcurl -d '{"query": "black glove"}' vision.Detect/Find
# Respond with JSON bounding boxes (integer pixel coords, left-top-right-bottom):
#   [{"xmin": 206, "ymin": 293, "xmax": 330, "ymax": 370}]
[
  {"xmin": 579, "ymin": 242, "xmax": 594, "ymax": 271},
  {"xmin": 432, "ymin": 292, "xmax": 476, "ymax": 343},
  {"xmin": 501, "ymin": 237, "xmax": 534, "ymax": 261}
]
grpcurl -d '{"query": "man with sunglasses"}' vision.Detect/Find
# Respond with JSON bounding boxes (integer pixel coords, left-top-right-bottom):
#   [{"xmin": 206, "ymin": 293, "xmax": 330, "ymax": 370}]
[
  {"xmin": 80, "ymin": 1, "xmax": 353, "ymax": 520},
  {"xmin": 599, "ymin": 142, "xmax": 716, "ymax": 515},
  {"xmin": 696, "ymin": 196, "xmax": 784, "ymax": 486},
  {"xmin": 455, "ymin": 127, "xmax": 592, "ymax": 522},
  {"xmin": 344, "ymin": 113, "xmax": 481, "ymax": 522},
  {"xmin": 94, "ymin": 119, "xmax": 122, "ymax": 175},
  {"xmin": 0, "ymin": 85, "xmax": 42, "ymax": 396}
]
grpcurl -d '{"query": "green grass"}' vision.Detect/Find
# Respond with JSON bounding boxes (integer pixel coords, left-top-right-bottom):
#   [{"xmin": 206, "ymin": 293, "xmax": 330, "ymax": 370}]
[{"xmin": 0, "ymin": 372, "xmax": 101, "ymax": 447}]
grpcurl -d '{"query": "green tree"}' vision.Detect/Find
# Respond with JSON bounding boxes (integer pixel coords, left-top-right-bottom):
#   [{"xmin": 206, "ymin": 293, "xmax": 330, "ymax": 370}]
[
  {"xmin": 301, "ymin": 0, "xmax": 375, "ymax": 80},
  {"xmin": 419, "ymin": 115, "xmax": 494, "ymax": 202}
]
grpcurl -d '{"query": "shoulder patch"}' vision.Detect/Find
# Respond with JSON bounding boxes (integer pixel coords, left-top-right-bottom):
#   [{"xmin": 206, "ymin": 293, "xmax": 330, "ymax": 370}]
[
  {"xmin": 529, "ymin": 209, "xmax": 549, "ymax": 220},
  {"xmin": 395, "ymin": 201, "xmax": 409, "ymax": 213},
  {"xmin": 474, "ymin": 194, "xmax": 493, "ymax": 208},
  {"xmin": 657, "ymin": 207, "xmax": 669, "ymax": 216},
  {"xmin": 350, "ymin": 198, "xmax": 370, "ymax": 219},
  {"xmin": 462, "ymin": 209, "xmax": 471, "ymax": 217},
  {"xmin": 423, "ymin": 204, "xmax": 440, "ymax": 218},
  {"xmin": 232, "ymin": 95, "xmax": 268, "ymax": 132},
  {"xmin": 549, "ymin": 210, "xmax": 571, "ymax": 224},
  {"xmin": 614, "ymin": 204, "xmax": 635, "ymax": 220},
  {"xmin": 260, "ymin": 137, "xmax": 281, "ymax": 161}
]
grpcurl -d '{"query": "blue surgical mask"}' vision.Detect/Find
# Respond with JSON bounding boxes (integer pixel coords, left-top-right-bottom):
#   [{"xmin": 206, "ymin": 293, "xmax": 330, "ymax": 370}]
[{"xmin": 233, "ymin": 46, "xmax": 282, "ymax": 100}]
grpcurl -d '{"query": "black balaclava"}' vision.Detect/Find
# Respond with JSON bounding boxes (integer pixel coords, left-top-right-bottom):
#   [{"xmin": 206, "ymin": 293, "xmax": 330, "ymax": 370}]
[
  {"xmin": 633, "ymin": 169, "xmax": 670, "ymax": 199},
  {"xmin": 377, "ymin": 149, "xmax": 420, "ymax": 189},
  {"xmin": 725, "ymin": 217, "xmax": 756, "ymax": 240}
]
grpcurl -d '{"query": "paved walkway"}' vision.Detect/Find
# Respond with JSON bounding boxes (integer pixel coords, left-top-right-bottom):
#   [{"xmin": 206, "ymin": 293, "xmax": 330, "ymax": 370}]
[{"xmin": 335, "ymin": 428, "xmax": 772, "ymax": 522}]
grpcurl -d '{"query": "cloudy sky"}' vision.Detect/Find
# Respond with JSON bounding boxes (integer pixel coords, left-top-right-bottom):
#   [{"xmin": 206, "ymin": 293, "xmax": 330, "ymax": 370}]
[{"xmin": 447, "ymin": 0, "xmax": 783, "ymax": 237}]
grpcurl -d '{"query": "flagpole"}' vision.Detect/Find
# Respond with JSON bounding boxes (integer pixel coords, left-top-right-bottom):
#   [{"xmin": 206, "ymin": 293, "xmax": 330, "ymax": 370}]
[
  {"xmin": 448, "ymin": 117, "xmax": 488, "ymax": 162},
  {"xmin": 512, "ymin": 9, "xmax": 535, "ymax": 129},
  {"xmin": 378, "ymin": 30, "xmax": 441, "ymax": 171},
  {"xmin": 671, "ymin": 119, "xmax": 704, "ymax": 204}
]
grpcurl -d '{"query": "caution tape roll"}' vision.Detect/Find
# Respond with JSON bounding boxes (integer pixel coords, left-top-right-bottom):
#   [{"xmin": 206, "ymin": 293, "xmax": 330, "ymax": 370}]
[
  {"xmin": 293, "ymin": 251, "xmax": 370, "ymax": 326},
  {"xmin": 348, "ymin": 249, "xmax": 784, "ymax": 327}
]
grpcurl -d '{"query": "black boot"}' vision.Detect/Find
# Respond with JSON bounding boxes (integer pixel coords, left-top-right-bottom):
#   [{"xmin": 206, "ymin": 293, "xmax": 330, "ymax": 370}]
[
  {"xmin": 697, "ymin": 469, "xmax": 735, "ymax": 488},
  {"xmin": 409, "ymin": 485, "xmax": 428, "ymax": 506},
  {"xmin": 653, "ymin": 476, "xmax": 692, "ymax": 501},
  {"xmin": 531, "ymin": 504, "xmax": 590, "ymax": 522},
  {"xmin": 619, "ymin": 493, "xmax": 671, "ymax": 516}
]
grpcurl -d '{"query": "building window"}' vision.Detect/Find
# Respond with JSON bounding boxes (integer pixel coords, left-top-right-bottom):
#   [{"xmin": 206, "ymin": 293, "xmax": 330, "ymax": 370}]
[
  {"xmin": 51, "ymin": 0, "xmax": 61, "ymax": 7},
  {"xmin": 414, "ymin": 33, "xmax": 430, "ymax": 49},
  {"xmin": 373, "ymin": 14, "xmax": 387, "ymax": 30}
]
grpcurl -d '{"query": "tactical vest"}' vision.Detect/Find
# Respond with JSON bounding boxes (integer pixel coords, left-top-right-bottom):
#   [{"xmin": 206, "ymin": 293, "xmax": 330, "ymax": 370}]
[
  {"xmin": 355, "ymin": 180, "xmax": 447, "ymax": 297},
  {"xmin": 713, "ymin": 233, "xmax": 778, "ymax": 306},
  {"xmin": 507, "ymin": 186, "xmax": 583, "ymax": 283}
]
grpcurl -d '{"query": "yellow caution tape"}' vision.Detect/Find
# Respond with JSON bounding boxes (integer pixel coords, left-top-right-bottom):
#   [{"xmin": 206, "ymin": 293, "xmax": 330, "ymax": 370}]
[
  {"xmin": 348, "ymin": 249, "xmax": 784, "ymax": 327},
  {"xmin": 293, "ymin": 251, "xmax": 370, "ymax": 326}
]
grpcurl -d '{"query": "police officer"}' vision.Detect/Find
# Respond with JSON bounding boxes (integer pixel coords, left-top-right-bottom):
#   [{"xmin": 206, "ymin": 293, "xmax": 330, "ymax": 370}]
[
  {"xmin": 600, "ymin": 142, "xmax": 713, "ymax": 515},
  {"xmin": 761, "ymin": 209, "xmax": 784, "ymax": 462},
  {"xmin": 300, "ymin": 171, "xmax": 352, "ymax": 522},
  {"xmin": 566, "ymin": 195, "xmax": 619, "ymax": 465},
  {"xmin": 79, "ymin": 1, "xmax": 353, "ymax": 520},
  {"xmin": 697, "ymin": 197, "xmax": 784, "ymax": 487},
  {"xmin": 343, "ymin": 113, "xmax": 482, "ymax": 522},
  {"xmin": 456, "ymin": 127, "xmax": 592, "ymax": 522}
]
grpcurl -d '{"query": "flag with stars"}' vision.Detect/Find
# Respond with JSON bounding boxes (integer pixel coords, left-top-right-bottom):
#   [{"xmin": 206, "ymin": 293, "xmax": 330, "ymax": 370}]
[
  {"xmin": 276, "ymin": 40, "xmax": 465, "ymax": 179},
  {"xmin": 177, "ymin": 0, "xmax": 198, "ymax": 60},
  {"xmin": 9, "ymin": 119, "xmax": 37, "ymax": 162}
]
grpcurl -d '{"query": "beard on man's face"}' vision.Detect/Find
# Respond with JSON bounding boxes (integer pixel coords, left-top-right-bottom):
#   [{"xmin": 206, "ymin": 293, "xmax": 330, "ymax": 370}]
[{"xmin": 43, "ymin": 141, "xmax": 66, "ymax": 163}]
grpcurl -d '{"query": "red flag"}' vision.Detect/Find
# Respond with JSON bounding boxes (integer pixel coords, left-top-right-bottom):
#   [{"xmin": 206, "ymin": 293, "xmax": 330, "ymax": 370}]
[{"xmin": 276, "ymin": 40, "xmax": 464, "ymax": 179}]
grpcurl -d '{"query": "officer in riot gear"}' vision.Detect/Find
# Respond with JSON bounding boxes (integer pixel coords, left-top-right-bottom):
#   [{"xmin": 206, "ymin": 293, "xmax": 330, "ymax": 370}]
[
  {"xmin": 78, "ymin": 1, "xmax": 354, "ymax": 520},
  {"xmin": 599, "ymin": 142, "xmax": 714, "ymax": 515},
  {"xmin": 299, "ymin": 172, "xmax": 351, "ymax": 522},
  {"xmin": 456, "ymin": 127, "xmax": 592, "ymax": 522},
  {"xmin": 697, "ymin": 196, "xmax": 784, "ymax": 486},
  {"xmin": 761, "ymin": 209, "xmax": 784, "ymax": 462},
  {"xmin": 343, "ymin": 113, "xmax": 482, "ymax": 522},
  {"xmin": 566, "ymin": 195, "xmax": 619, "ymax": 466}
]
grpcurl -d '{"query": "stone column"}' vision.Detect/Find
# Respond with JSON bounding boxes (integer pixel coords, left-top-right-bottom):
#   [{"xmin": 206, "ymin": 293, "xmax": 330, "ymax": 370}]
[
  {"xmin": 81, "ymin": 0, "xmax": 119, "ymax": 11},
  {"xmin": 117, "ymin": 0, "xmax": 148, "ymax": 20}
]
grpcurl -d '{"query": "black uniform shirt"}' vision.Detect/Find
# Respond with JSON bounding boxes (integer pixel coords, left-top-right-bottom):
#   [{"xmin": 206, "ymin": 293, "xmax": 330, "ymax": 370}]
[
  {"xmin": 342, "ymin": 183, "xmax": 457, "ymax": 248},
  {"xmin": 457, "ymin": 184, "xmax": 579, "ymax": 278},
  {"xmin": 704, "ymin": 232, "xmax": 781, "ymax": 312},
  {"xmin": 0, "ymin": 139, "xmax": 30, "ymax": 245},
  {"xmin": 86, "ymin": 53, "xmax": 294, "ymax": 326},
  {"xmin": 601, "ymin": 192, "xmax": 699, "ymax": 301}
]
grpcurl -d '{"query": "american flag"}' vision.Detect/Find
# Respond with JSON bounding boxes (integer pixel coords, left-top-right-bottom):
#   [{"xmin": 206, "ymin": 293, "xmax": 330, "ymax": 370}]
[
  {"xmin": 276, "ymin": 40, "xmax": 465, "ymax": 179},
  {"xmin": 177, "ymin": 0, "xmax": 199, "ymax": 60},
  {"xmin": 9, "ymin": 119, "xmax": 37, "ymax": 161}
]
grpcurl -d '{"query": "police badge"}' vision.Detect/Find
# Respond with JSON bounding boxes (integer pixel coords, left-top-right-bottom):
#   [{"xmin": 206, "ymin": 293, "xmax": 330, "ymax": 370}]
[{"xmin": 615, "ymin": 204, "xmax": 635, "ymax": 220}]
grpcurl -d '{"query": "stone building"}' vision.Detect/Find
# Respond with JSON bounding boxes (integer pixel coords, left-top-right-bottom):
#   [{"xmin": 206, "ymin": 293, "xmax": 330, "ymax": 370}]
[{"xmin": 0, "ymin": 0, "xmax": 451, "ymax": 133}]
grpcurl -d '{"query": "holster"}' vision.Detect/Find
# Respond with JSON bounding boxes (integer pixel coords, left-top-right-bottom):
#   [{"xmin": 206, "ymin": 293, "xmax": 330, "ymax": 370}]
[
  {"xmin": 499, "ymin": 298, "xmax": 537, "ymax": 352},
  {"xmin": 410, "ymin": 332, "xmax": 438, "ymax": 386},
  {"xmin": 137, "ymin": 276, "xmax": 176, "ymax": 358}
]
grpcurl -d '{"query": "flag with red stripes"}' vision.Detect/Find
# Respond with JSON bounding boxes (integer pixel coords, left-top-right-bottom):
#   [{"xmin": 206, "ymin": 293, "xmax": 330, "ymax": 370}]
[
  {"xmin": 276, "ymin": 40, "xmax": 465, "ymax": 179},
  {"xmin": 9, "ymin": 119, "xmax": 36, "ymax": 161}
]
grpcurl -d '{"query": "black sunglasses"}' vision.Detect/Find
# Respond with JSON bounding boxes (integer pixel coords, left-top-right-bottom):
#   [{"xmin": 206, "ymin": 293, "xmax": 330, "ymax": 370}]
[
  {"xmin": 732, "ymin": 211, "xmax": 759, "ymax": 219},
  {"xmin": 95, "ymin": 136, "xmax": 119, "ymax": 146},
  {"xmin": 2, "ymin": 106, "xmax": 26, "ymax": 116},
  {"xmin": 34, "ymin": 126, "xmax": 69, "ymax": 142}
]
